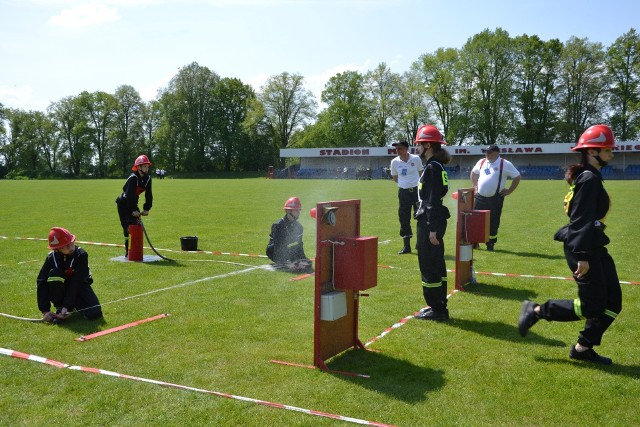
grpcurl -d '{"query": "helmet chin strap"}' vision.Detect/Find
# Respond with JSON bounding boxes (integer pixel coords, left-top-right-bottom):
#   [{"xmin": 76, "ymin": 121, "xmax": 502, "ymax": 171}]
[{"xmin": 594, "ymin": 154, "xmax": 608, "ymax": 167}]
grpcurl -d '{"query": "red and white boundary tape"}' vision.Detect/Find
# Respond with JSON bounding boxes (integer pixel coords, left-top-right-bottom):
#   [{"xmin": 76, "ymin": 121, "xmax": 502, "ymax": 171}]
[
  {"xmin": 76, "ymin": 313, "xmax": 170, "ymax": 342},
  {"xmin": 377, "ymin": 265, "xmax": 640, "ymax": 286},
  {"xmin": 1, "ymin": 235, "xmax": 270, "ymax": 259},
  {"xmin": 0, "ymin": 347, "xmax": 395, "ymax": 427},
  {"xmin": 5, "ymin": 234, "xmax": 639, "ymax": 284},
  {"xmin": 365, "ymin": 290, "xmax": 460, "ymax": 347}
]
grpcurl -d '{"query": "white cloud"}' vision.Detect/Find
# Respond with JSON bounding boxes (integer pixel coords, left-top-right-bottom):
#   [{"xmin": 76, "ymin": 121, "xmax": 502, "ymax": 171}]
[
  {"xmin": 244, "ymin": 61, "xmax": 371, "ymax": 111},
  {"xmin": 305, "ymin": 61, "xmax": 371, "ymax": 106},
  {"xmin": 245, "ymin": 73, "xmax": 271, "ymax": 93},
  {"xmin": 139, "ymin": 71, "xmax": 176, "ymax": 102},
  {"xmin": 48, "ymin": 1, "xmax": 120, "ymax": 29},
  {"xmin": 0, "ymin": 84, "xmax": 41, "ymax": 111}
]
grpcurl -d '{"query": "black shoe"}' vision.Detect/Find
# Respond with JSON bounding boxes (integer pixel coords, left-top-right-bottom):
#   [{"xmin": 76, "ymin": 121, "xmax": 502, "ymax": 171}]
[
  {"xmin": 398, "ymin": 247, "xmax": 411, "ymax": 254},
  {"xmin": 486, "ymin": 242, "xmax": 494, "ymax": 251},
  {"xmin": 415, "ymin": 309, "xmax": 449, "ymax": 321},
  {"xmin": 569, "ymin": 347, "xmax": 612, "ymax": 365},
  {"xmin": 518, "ymin": 300, "xmax": 539, "ymax": 337}
]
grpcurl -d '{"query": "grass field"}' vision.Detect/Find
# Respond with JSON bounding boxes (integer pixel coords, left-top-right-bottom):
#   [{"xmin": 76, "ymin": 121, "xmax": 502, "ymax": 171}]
[{"xmin": 1, "ymin": 178, "xmax": 639, "ymax": 426}]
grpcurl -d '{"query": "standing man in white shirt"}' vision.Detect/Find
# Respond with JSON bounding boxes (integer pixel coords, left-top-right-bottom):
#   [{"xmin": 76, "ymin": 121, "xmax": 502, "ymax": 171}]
[
  {"xmin": 390, "ymin": 140, "xmax": 424, "ymax": 254},
  {"xmin": 470, "ymin": 145, "xmax": 521, "ymax": 251}
]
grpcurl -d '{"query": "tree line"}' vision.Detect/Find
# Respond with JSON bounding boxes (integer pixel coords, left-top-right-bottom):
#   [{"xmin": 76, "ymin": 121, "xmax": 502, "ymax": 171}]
[{"xmin": 1, "ymin": 27, "xmax": 638, "ymax": 179}]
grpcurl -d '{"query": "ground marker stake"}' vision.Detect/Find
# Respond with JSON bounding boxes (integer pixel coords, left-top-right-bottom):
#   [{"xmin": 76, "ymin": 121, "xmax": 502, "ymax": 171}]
[{"xmin": 75, "ymin": 313, "xmax": 170, "ymax": 342}]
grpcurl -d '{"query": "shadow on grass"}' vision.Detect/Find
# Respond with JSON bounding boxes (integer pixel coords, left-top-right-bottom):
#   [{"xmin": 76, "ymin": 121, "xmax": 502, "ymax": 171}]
[
  {"xmin": 534, "ymin": 356, "xmax": 640, "ymax": 379},
  {"xmin": 55, "ymin": 314, "xmax": 107, "ymax": 335},
  {"xmin": 327, "ymin": 349, "xmax": 444, "ymax": 403},
  {"xmin": 140, "ymin": 259, "xmax": 185, "ymax": 268},
  {"xmin": 485, "ymin": 248, "xmax": 564, "ymax": 260},
  {"xmin": 442, "ymin": 318, "xmax": 565, "ymax": 347},
  {"xmin": 464, "ymin": 282, "xmax": 538, "ymax": 301}
]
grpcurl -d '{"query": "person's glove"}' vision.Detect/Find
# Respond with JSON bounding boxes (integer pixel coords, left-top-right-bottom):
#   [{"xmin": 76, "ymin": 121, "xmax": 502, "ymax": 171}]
[
  {"xmin": 42, "ymin": 312, "xmax": 56, "ymax": 323},
  {"xmin": 56, "ymin": 307, "xmax": 70, "ymax": 319}
]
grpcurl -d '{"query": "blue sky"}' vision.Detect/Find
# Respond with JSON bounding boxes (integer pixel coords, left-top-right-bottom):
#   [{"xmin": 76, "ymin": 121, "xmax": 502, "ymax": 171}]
[{"xmin": 1, "ymin": 0, "xmax": 638, "ymax": 112}]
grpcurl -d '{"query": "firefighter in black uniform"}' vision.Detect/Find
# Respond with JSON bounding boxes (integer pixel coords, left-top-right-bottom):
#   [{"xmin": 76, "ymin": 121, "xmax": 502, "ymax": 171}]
[
  {"xmin": 266, "ymin": 197, "xmax": 312, "ymax": 272},
  {"xmin": 519, "ymin": 124, "xmax": 620, "ymax": 365},
  {"xmin": 116, "ymin": 154, "xmax": 153, "ymax": 257},
  {"xmin": 413, "ymin": 125, "xmax": 452, "ymax": 321},
  {"xmin": 37, "ymin": 227, "xmax": 102, "ymax": 323}
]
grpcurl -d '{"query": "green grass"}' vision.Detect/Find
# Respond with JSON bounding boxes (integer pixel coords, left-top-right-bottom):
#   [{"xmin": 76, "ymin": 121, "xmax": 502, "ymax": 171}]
[{"xmin": 1, "ymin": 178, "xmax": 639, "ymax": 426}]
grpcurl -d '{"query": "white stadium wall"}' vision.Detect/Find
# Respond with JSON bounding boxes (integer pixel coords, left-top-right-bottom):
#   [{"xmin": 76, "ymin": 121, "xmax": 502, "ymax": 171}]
[{"xmin": 280, "ymin": 142, "xmax": 640, "ymax": 179}]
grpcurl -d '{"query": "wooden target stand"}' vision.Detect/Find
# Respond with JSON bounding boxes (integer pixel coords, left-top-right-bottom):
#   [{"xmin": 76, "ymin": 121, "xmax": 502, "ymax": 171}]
[
  {"xmin": 454, "ymin": 188, "xmax": 489, "ymax": 290},
  {"xmin": 271, "ymin": 199, "xmax": 378, "ymax": 378}
]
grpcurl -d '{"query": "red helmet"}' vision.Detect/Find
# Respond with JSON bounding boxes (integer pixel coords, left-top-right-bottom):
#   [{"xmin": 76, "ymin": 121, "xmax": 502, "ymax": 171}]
[
  {"xmin": 283, "ymin": 197, "xmax": 302, "ymax": 210},
  {"xmin": 414, "ymin": 124, "xmax": 447, "ymax": 145},
  {"xmin": 48, "ymin": 227, "xmax": 76, "ymax": 250},
  {"xmin": 132, "ymin": 154, "xmax": 152, "ymax": 171},
  {"xmin": 572, "ymin": 125, "xmax": 616, "ymax": 151}
]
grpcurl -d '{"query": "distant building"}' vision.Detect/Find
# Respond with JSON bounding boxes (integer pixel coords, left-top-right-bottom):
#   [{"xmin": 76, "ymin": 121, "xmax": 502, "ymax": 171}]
[{"xmin": 280, "ymin": 142, "xmax": 640, "ymax": 180}]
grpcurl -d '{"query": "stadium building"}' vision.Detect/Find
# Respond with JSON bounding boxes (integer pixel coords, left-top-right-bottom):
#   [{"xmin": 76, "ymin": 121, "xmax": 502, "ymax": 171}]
[{"xmin": 280, "ymin": 142, "xmax": 640, "ymax": 180}]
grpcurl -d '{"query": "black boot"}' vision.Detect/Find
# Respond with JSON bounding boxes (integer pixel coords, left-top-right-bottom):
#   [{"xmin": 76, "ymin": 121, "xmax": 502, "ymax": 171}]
[
  {"xmin": 124, "ymin": 238, "xmax": 129, "ymax": 257},
  {"xmin": 398, "ymin": 237, "xmax": 411, "ymax": 254}
]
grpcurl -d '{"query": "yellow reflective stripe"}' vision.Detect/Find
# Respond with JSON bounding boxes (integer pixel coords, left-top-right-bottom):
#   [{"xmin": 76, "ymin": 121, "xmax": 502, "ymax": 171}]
[
  {"xmin": 47, "ymin": 276, "xmax": 64, "ymax": 283},
  {"xmin": 422, "ymin": 281, "xmax": 442, "ymax": 288},
  {"xmin": 604, "ymin": 309, "xmax": 618, "ymax": 319},
  {"xmin": 442, "ymin": 171, "xmax": 448, "ymax": 186},
  {"xmin": 286, "ymin": 242, "xmax": 299, "ymax": 248},
  {"xmin": 489, "ymin": 234, "xmax": 498, "ymax": 239},
  {"xmin": 573, "ymin": 298, "xmax": 585, "ymax": 319},
  {"xmin": 564, "ymin": 185, "xmax": 575, "ymax": 214}
]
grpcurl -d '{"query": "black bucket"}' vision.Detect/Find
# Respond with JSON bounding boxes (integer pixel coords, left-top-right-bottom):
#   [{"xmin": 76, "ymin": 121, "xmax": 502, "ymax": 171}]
[{"xmin": 180, "ymin": 236, "xmax": 198, "ymax": 251}]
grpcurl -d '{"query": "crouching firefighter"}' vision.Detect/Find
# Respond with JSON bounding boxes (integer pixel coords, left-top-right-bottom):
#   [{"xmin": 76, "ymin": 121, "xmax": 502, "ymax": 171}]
[
  {"xmin": 266, "ymin": 197, "xmax": 313, "ymax": 273},
  {"xmin": 37, "ymin": 227, "xmax": 103, "ymax": 324},
  {"xmin": 116, "ymin": 154, "xmax": 153, "ymax": 257}
]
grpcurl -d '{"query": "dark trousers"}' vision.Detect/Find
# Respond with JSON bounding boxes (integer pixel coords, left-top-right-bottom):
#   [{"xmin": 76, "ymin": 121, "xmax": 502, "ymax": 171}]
[
  {"xmin": 417, "ymin": 219, "xmax": 448, "ymax": 311},
  {"xmin": 538, "ymin": 246, "xmax": 621, "ymax": 347},
  {"xmin": 117, "ymin": 202, "xmax": 137, "ymax": 237},
  {"xmin": 474, "ymin": 194, "xmax": 504, "ymax": 243},
  {"xmin": 398, "ymin": 187, "xmax": 419, "ymax": 238},
  {"xmin": 47, "ymin": 270, "xmax": 103, "ymax": 320}
]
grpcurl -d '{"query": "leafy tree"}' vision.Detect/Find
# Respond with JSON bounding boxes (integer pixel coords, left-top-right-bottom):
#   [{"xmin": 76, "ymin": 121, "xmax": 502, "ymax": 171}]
[
  {"xmin": 240, "ymin": 97, "xmax": 278, "ymax": 171},
  {"xmin": 395, "ymin": 68, "xmax": 431, "ymax": 144},
  {"xmin": 259, "ymin": 72, "xmax": 317, "ymax": 158},
  {"xmin": 78, "ymin": 91, "xmax": 118, "ymax": 177},
  {"xmin": 48, "ymin": 96, "xmax": 92, "ymax": 176},
  {"xmin": 512, "ymin": 35, "xmax": 563, "ymax": 143},
  {"xmin": 319, "ymin": 70, "xmax": 369, "ymax": 146},
  {"xmin": 158, "ymin": 62, "xmax": 221, "ymax": 172},
  {"xmin": 2, "ymin": 109, "xmax": 34, "ymax": 176},
  {"xmin": 606, "ymin": 28, "xmax": 640, "ymax": 140},
  {"xmin": 460, "ymin": 28, "xmax": 516, "ymax": 145},
  {"xmin": 113, "ymin": 85, "xmax": 144, "ymax": 176},
  {"xmin": 364, "ymin": 63, "xmax": 401, "ymax": 146},
  {"xmin": 211, "ymin": 78, "xmax": 255, "ymax": 171},
  {"xmin": 416, "ymin": 47, "xmax": 472, "ymax": 145},
  {"xmin": 556, "ymin": 36, "xmax": 608, "ymax": 142},
  {"xmin": 32, "ymin": 111, "xmax": 60, "ymax": 174},
  {"xmin": 141, "ymin": 100, "xmax": 162, "ymax": 167}
]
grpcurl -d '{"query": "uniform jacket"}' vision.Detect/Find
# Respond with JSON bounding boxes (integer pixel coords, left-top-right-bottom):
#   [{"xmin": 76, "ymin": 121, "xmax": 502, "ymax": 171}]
[
  {"xmin": 116, "ymin": 172, "xmax": 153, "ymax": 214},
  {"xmin": 36, "ymin": 247, "xmax": 93, "ymax": 312},
  {"xmin": 266, "ymin": 217, "xmax": 307, "ymax": 263},
  {"xmin": 416, "ymin": 156, "xmax": 450, "ymax": 232},
  {"xmin": 555, "ymin": 163, "xmax": 610, "ymax": 261}
]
